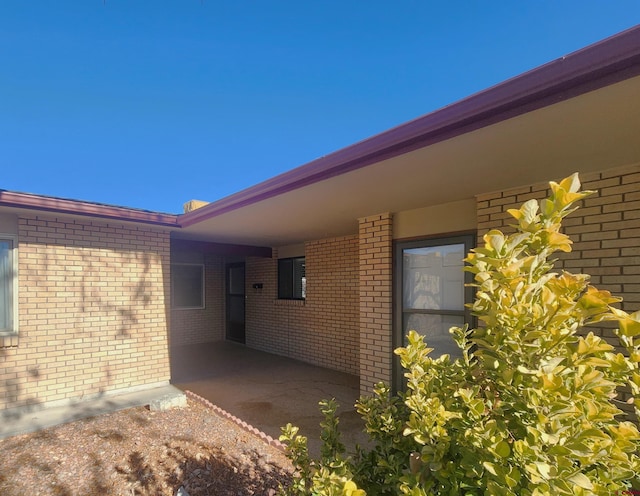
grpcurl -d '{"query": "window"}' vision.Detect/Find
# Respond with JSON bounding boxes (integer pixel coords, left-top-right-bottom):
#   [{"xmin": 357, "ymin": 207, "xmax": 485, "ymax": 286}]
[
  {"xmin": 171, "ymin": 263, "xmax": 205, "ymax": 309},
  {"xmin": 278, "ymin": 257, "xmax": 306, "ymax": 299},
  {"xmin": 393, "ymin": 234, "xmax": 475, "ymax": 387},
  {"xmin": 0, "ymin": 235, "xmax": 17, "ymax": 335}
]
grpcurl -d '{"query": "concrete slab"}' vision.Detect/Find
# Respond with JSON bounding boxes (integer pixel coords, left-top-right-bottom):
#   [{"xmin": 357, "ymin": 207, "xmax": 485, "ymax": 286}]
[
  {"xmin": 0, "ymin": 384, "xmax": 184, "ymax": 440},
  {"xmin": 1, "ymin": 342, "xmax": 371, "ymax": 459},
  {"xmin": 170, "ymin": 341, "xmax": 370, "ymax": 456},
  {"xmin": 149, "ymin": 391, "xmax": 188, "ymax": 411}
]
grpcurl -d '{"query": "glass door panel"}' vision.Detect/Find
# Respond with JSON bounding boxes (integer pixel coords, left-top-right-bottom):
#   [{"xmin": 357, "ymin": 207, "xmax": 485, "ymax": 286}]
[
  {"xmin": 402, "ymin": 244, "xmax": 465, "ymax": 311},
  {"xmin": 400, "ymin": 242, "xmax": 468, "ymax": 355},
  {"xmin": 226, "ymin": 263, "xmax": 245, "ymax": 344},
  {"xmin": 394, "ymin": 234, "xmax": 474, "ymax": 391}
]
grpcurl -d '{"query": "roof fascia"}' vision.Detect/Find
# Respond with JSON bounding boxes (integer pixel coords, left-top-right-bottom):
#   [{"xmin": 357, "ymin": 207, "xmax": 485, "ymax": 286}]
[
  {"xmin": 0, "ymin": 190, "xmax": 179, "ymax": 227},
  {"xmin": 179, "ymin": 25, "xmax": 640, "ymax": 229}
]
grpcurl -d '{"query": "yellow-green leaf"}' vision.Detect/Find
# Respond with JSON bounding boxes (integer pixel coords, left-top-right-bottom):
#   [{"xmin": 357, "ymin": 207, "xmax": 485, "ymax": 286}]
[
  {"xmin": 495, "ymin": 440, "xmax": 511, "ymax": 458},
  {"xmin": 568, "ymin": 473, "xmax": 593, "ymax": 490}
]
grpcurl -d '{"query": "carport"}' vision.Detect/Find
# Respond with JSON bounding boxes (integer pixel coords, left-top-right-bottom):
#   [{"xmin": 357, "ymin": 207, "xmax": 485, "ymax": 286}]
[{"xmin": 169, "ymin": 341, "xmax": 369, "ymax": 456}]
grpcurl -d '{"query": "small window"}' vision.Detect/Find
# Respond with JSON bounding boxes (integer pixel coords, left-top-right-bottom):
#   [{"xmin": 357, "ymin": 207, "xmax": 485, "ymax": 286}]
[
  {"xmin": 0, "ymin": 235, "xmax": 18, "ymax": 335},
  {"xmin": 278, "ymin": 257, "xmax": 306, "ymax": 299},
  {"xmin": 171, "ymin": 263, "xmax": 205, "ymax": 309}
]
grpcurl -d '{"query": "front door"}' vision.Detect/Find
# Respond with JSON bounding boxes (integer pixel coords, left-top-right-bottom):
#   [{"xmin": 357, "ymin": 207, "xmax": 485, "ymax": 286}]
[{"xmin": 226, "ymin": 262, "xmax": 245, "ymax": 343}]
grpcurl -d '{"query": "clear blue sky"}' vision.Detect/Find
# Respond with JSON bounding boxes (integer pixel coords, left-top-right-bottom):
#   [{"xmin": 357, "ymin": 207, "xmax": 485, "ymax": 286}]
[{"xmin": 1, "ymin": 2, "xmax": 638, "ymax": 214}]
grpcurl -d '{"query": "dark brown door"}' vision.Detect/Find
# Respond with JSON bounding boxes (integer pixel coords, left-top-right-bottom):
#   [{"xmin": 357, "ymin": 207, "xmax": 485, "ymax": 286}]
[{"xmin": 226, "ymin": 263, "xmax": 245, "ymax": 343}]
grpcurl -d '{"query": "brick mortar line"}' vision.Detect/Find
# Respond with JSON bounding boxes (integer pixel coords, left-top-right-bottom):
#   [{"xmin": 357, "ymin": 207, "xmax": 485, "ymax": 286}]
[{"xmin": 184, "ymin": 390, "xmax": 286, "ymax": 452}]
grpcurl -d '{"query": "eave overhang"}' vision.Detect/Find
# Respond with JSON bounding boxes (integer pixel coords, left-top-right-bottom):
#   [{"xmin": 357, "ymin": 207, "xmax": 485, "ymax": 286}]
[{"xmin": 179, "ymin": 25, "xmax": 640, "ymax": 230}]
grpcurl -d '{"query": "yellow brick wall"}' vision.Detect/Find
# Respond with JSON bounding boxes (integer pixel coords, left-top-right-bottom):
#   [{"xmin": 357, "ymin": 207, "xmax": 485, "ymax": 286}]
[
  {"xmin": 169, "ymin": 253, "xmax": 225, "ymax": 347},
  {"xmin": 358, "ymin": 213, "xmax": 393, "ymax": 395},
  {"xmin": 476, "ymin": 163, "xmax": 640, "ymax": 409},
  {"xmin": 0, "ymin": 214, "xmax": 171, "ymax": 412},
  {"xmin": 245, "ymin": 235, "xmax": 359, "ymax": 375}
]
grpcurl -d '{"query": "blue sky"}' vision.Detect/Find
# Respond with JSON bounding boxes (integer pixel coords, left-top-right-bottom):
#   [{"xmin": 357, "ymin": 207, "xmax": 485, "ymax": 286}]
[{"xmin": 1, "ymin": 2, "xmax": 639, "ymax": 213}]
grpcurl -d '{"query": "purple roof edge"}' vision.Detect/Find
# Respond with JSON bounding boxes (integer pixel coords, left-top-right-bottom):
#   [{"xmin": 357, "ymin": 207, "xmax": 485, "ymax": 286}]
[
  {"xmin": 179, "ymin": 24, "xmax": 640, "ymax": 228},
  {"xmin": 0, "ymin": 189, "xmax": 179, "ymax": 227}
]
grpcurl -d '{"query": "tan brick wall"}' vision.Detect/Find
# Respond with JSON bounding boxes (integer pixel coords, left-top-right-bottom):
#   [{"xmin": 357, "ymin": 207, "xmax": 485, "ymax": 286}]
[
  {"xmin": 245, "ymin": 235, "xmax": 359, "ymax": 375},
  {"xmin": 0, "ymin": 214, "xmax": 171, "ymax": 412},
  {"xmin": 169, "ymin": 253, "xmax": 224, "ymax": 347},
  {"xmin": 359, "ymin": 213, "xmax": 393, "ymax": 395},
  {"xmin": 476, "ymin": 163, "xmax": 640, "ymax": 409},
  {"xmin": 478, "ymin": 164, "xmax": 640, "ymax": 314}
]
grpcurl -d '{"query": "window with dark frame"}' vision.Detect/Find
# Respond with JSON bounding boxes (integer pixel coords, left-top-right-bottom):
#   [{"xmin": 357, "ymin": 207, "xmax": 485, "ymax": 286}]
[
  {"xmin": 393, "ymin": 233, "xmax": 475, "ymax": 390},
  {"xmin": 278, "ymin": 257, "xmax": 306, "ymax": 300},
  {"xmin": 171, "ymin": 263, "xmax": 205, "ymax": 309}
]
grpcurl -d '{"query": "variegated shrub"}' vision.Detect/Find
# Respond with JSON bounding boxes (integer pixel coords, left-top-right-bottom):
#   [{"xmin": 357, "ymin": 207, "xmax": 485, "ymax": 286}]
[{"xmin": 281, "ymin": 174, "xmax": 640, "ymax": 495}]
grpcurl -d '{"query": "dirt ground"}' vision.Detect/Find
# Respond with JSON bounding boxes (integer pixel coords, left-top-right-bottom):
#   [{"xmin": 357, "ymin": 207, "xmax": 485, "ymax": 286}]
[{"xmin": 0, "ymin": 399, "xmax": 294, "ymax": 496}]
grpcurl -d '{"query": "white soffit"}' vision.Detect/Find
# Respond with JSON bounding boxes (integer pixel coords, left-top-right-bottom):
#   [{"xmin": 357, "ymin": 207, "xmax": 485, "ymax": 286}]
[{"xmin": 177, "ymin": 75, "xmax": 640, "ymax": 246}]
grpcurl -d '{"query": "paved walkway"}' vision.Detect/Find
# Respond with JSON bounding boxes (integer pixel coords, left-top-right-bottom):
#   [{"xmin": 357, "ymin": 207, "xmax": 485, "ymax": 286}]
[{"xmin": 170, "ymin": 341, "xmax": 369, "ymax": 456}]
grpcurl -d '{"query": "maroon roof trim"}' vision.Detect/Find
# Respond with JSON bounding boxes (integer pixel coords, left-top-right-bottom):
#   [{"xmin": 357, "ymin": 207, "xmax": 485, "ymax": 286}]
[
  {"xmin": 0, "ymin": 190, "xmax": 179, "ymax": 227},
  {"xmin": 179, "ymin": 25, "xmax": 640, "ymax": 228}
]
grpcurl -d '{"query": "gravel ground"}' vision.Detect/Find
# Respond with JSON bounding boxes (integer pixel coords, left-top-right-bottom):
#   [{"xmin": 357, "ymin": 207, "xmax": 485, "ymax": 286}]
[{"xmin": 0, "ymin": 399, "xmax": 294, "ymax": 496}]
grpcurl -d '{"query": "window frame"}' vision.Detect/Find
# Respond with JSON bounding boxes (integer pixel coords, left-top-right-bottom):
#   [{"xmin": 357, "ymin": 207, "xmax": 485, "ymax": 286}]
[
  {"xmin": 0, "ymin": 234, "xmax": 18, "ymax": 336},
  {"xmin": 171, "ymin": 263, "xmax": 205, "ymax": 310},
  {"xmin": 392, "ymin": 233, "xmax": 475, "ymax": 390},
  {"xmin": 277, "ymin": 256, "xmax": 306, "ymax": 300}
]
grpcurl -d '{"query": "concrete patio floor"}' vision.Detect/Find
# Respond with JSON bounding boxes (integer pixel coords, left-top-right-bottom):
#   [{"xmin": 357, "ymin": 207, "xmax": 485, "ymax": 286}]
[{"xmin": 170, "ymin": 341, "xmax": 370, "ymax": 456}]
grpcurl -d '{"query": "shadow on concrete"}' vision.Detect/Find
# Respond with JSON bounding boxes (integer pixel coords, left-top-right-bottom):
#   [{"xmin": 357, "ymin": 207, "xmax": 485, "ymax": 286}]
[{"xmin": 170, "ymin": 341, "xmax": 369, "ymax": 457}]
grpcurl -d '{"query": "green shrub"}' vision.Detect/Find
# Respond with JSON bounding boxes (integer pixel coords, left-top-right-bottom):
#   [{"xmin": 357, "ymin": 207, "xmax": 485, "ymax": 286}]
[{"xmin": 280, "ymin": 174, "xmax": 640, "ymax": 495}]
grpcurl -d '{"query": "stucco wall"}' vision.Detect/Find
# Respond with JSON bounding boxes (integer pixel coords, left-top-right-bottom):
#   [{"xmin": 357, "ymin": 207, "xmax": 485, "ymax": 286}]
[
  {"xmin": 0, "ymin": 214, "xmax": 171, "ymax": 413},
  {"xmin": 393, "ymin": 199, "xmax": 476, "ymax": 240}
]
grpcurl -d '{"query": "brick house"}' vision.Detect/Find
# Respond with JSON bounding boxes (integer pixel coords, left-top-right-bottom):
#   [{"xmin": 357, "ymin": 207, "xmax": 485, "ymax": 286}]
[{"xmin": 2, "ymin": 26, "xmax": 640, "ymax": 416}]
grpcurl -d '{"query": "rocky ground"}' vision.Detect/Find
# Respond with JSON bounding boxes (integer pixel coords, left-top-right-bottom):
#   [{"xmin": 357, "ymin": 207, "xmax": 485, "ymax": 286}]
[{"xmin": 0, "ymin": 399, "xmax": 294, "ymax": 495}]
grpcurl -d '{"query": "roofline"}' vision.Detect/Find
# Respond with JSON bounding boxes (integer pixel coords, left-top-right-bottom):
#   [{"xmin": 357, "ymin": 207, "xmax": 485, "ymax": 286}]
[
  {"xmin": 0, "ymin": 190, "xmax": 179, "ymax": 227},
  {"xmin": 179, "ymin": 25, "xmax": 640, "ymax": 228}
]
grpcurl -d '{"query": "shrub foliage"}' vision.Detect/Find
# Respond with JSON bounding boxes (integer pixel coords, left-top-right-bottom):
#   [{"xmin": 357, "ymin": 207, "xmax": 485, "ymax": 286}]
[{"xmin": 280, "ymin": 174, "xmax": 640, "ymax": 495}]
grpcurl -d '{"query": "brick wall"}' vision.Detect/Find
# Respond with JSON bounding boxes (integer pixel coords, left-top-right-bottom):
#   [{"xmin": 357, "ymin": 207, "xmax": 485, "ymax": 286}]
[
  {"xmin": 245, "ymin": 235, "xmax": 359, "ymax": 375},
  {"xmin": 0, "ymin": 214, "xmax": 171, "ymax": 413},
  {"xmin": 476, "ymin": 163, "xmax": 640, "ymax": 408},
  {"xmin": 169, "ymin": 253, "xmax": 224, "ymax": 347},
  {"xmin": 359, "ymin": 213, "xmax": 393, "ymax": 395}
]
